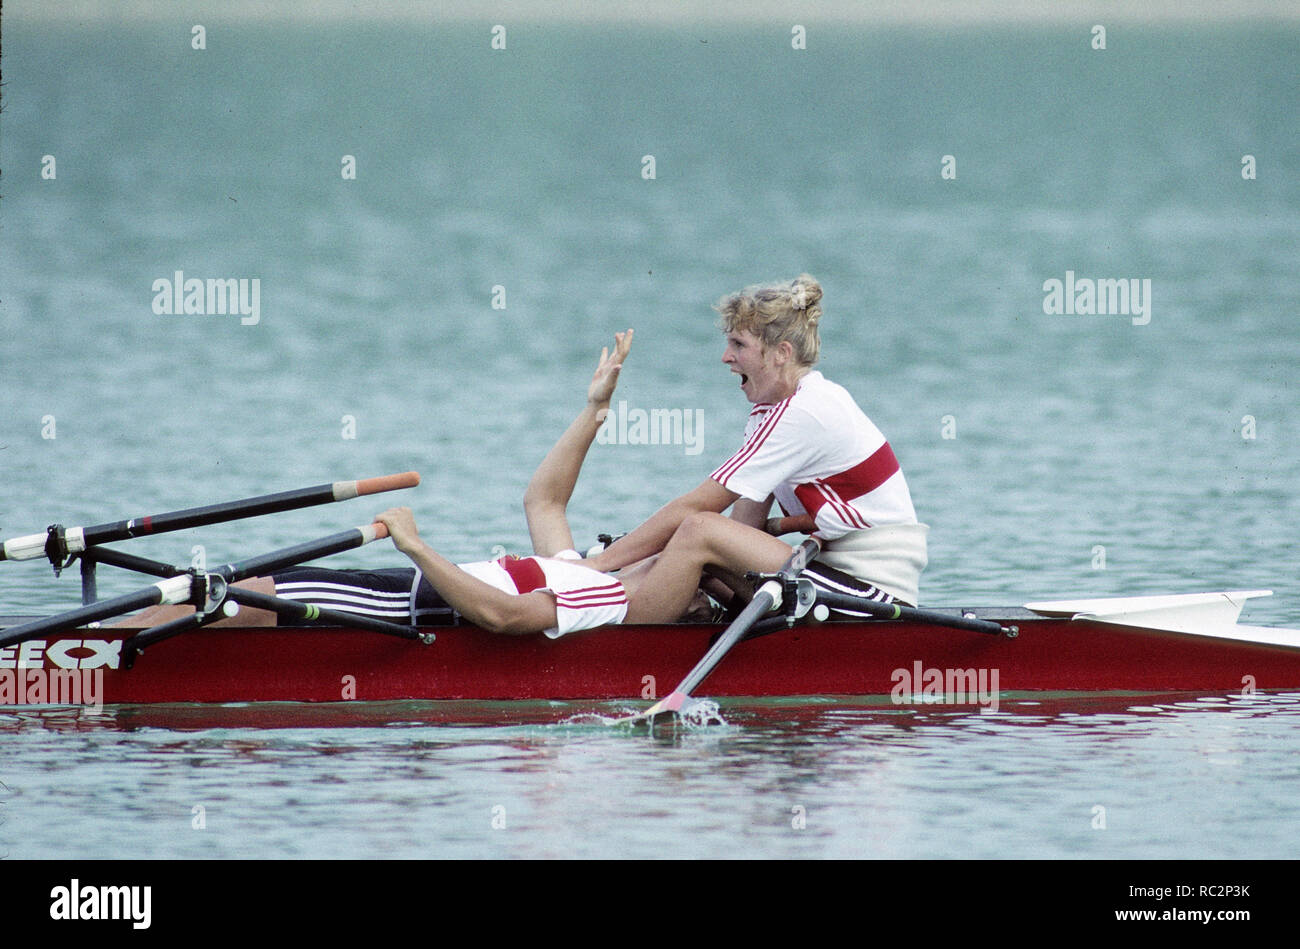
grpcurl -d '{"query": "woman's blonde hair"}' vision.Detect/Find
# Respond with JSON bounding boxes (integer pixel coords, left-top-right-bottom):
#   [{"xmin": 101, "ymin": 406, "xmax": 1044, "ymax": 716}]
[{"xmin": 714, "ymin": 273, "xmax": 822, "ymax": 366}]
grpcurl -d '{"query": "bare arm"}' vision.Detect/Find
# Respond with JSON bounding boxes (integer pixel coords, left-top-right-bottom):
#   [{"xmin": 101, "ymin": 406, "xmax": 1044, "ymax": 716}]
[
  {"xmin": 733, "ymin": 492, "xmax": 817, "ymax": 536},
  {"xmin": 376, "ymin": 507, "xmax": 557, "ymax": 635},
  {"xmin": 522, "ymin": 330, "xmax": 633, "ymax": 557},
  {"xmin": 766, "ymin": 513, "xmax": 817, "ymax": 535},
  {"xmin": 730, "ymin": 495, "xmax": 772, "ymax": 529},
  {"xmin": 587, "ymin": 477, "xmax": 739, "ymax": 572}
]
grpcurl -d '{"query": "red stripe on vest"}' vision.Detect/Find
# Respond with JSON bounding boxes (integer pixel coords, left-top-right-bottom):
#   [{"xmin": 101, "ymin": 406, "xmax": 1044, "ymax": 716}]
[
  {"xmin": 558, "ymin": 591, "xmax": 627, "ymax": 607},
  {"xmin": 498, "ymin": 555, "xmax": 547, "ymax": 594},
  {"xmin": 712, "ymin": 398, "xmax": 792, "ymax": 487},
  {"xmin": 792, "ymin": 442, "xmax": 900, "ymax": 524}
]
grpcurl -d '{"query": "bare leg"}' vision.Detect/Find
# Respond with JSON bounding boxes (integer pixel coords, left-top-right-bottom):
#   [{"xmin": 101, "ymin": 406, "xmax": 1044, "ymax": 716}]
[
  {"xmin": 701, "ymin": 564, "xmax": 754, "ymax": 603},
  {"xmin": 623, "ymin": 512, "xmax": 797, "ymax": 624}
]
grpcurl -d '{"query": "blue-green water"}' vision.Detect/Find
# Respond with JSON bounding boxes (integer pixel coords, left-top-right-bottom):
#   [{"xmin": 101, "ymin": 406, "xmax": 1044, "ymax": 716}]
[
  {"xmin": 5, "ymin": 693, "xmax": 1300, "ymax": 859},
  {"xmin": 1, "ymin": 14, "xmax": 1298, "ymax": 859}
]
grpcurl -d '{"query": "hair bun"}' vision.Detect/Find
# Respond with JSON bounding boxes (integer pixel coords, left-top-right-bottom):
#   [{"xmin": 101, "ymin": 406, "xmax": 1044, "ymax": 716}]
[
  {"xmin": 791, "ymin": 274, "xmax": 822, "ymax": 312},
  {"xmin": 714, "ymin": 273, "xmax": 823, "ymax": 366}
]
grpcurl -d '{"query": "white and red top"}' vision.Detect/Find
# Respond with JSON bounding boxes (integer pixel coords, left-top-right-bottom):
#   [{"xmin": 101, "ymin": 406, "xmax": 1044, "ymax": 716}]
[
  {"xmin": 710, "ymin": 371, "xmax": 918, "ymax": 540},
  {"xmin": 457, "ymin": 551, "xmax": 628, "ymax": 639}
]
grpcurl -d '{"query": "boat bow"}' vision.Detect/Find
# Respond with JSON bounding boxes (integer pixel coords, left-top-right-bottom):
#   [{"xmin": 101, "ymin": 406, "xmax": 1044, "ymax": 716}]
[{"xmin": 1023, "ymin": 590, "xmax": 1300, "ymax": 649}]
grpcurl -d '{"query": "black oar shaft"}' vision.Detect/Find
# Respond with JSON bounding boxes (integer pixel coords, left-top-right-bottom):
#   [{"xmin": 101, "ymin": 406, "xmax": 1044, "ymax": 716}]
[
  {"xmin": 86, "ymin": 484, "xmax": 342, "ymax": 545},
  {"xmin": 84, "ymin": 472, "xmax": 419, "ymax": 544},
  {"xmin": 226, "ymin": 588, "xmax": 422, "ymax": 640},
  {"xmin": 814, "ymin": 591, "xmax": 1008, "ymax": 636},
  {"xmin": 83, "ymin": 546, "xmax": 185, "ymax": 580},
  {"xmin": 216, "ymin": 525, "xmax": 388, "ymax": 583},
  {"xmin": 0, "ymin": 472, "xmax": 418, "ymax": 562},
  {"xmin": 0, "ymin": 524, "xmax": 391, "ymax": 651},
  {"xmin": 0, "ymin": 576, "xmax": 194, "ymax": 649}
]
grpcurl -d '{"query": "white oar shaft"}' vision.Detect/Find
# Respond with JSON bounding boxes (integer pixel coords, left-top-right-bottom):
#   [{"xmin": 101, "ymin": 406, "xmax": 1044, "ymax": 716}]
[
  {"xmin": 634, "ymin": 538, "xmax": 822, "ymax": 723},
  {"xmin": 675, "ymin": 580, "xmax": 782, "ymax": 697}
]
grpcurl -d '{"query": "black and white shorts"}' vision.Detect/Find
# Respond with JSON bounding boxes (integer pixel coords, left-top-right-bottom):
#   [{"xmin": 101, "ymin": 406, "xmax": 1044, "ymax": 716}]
[
  {"xmin": 270, "ymin": 567, "xmax": 457, "ymax": 626},
  {"xmin": 270, "ymin": 562, "xmax": 904, "ymax": 627},
  {"xmin": 800, "ymin": 561, "xmax": 911, "ymax": 615}
]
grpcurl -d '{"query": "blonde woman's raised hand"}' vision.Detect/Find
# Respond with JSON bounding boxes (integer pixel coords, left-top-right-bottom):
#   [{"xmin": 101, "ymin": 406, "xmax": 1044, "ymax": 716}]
[{"xmin": 588, "ymin": 329, "xmax": 634, "ymax": 406}]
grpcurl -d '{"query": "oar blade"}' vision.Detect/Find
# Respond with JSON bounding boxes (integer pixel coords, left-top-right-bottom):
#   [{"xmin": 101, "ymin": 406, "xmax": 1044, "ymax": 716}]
[
  {"xmin": 612, "ymin": 693, "xmax": 728, "ymax": 730},
  {"xmin": 611, "ymin": 690, "xmax": 687, "ymax": 727}
]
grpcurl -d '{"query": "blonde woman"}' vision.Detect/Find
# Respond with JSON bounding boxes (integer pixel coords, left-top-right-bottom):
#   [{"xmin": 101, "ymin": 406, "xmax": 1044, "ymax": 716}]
[{"xmin": 590, "ymin": 274, "xmax": 928, "ymax": 622}]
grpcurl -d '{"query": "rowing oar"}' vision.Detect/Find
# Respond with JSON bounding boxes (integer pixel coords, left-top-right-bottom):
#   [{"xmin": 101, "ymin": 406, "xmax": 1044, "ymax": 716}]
[
  {"xmin": 0, "ymin": 471, "xmax": 420, "ymax": 571},
  {"xmin": 0, "ymin": 522, "xmax": 394, "ymax": 650},
  {"xmin": 761, "ymin": 590, "xmax": 1014, "ymax": 637},
  {"xmin": 122, "ymin": 578, "xmax": 425, "ymax": 667},
  {"xmin": 0, "ymin": 574, "xmax": 203, "ymax": 650},
  {"xmin": 616, "ymin": 537, "xmax": 822, "ymax": 727}
]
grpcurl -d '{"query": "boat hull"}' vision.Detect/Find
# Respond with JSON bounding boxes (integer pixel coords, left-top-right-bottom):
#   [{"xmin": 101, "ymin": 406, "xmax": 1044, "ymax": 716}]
[{"xmin": 4, "ymin": 612, "xmax": 1300, "ymax": 704}]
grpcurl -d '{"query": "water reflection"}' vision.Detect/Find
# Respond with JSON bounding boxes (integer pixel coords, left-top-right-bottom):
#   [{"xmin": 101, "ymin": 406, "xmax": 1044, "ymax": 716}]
[{"xmin": 3, "ymin": 692, "xmax": 1298, "ymax": 858}]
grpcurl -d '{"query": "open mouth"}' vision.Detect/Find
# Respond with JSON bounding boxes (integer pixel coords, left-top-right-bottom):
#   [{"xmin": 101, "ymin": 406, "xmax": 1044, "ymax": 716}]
[{"xmin": 740, "ymin": 373, "xmax": 749, "ymax": 385}]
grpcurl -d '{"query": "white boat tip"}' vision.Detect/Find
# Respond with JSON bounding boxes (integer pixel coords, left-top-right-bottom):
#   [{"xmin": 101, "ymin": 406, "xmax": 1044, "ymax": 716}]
[
  {"xmin": 1023, "ymin": 591, "xmax": 1299, "ymax": 649},
  {"xmin": 1024, "ymin": 591, "xmax": 1273, "ymax": 616}
]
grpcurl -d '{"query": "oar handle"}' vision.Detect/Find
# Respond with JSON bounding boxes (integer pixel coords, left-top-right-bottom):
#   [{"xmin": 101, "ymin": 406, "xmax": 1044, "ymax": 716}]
[{"xmin": 343, "ymin": 472, "xmax": 421, "ymax": 499}]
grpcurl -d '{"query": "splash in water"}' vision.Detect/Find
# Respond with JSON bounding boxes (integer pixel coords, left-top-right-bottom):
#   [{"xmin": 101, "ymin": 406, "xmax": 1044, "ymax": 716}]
[
  {"xmin": 676, "ymin": 698, "xmax": 727, "ymax": 728},
  {"xmin": 564, "ymin": 699, "xmax": 731, "ymax": 730}
]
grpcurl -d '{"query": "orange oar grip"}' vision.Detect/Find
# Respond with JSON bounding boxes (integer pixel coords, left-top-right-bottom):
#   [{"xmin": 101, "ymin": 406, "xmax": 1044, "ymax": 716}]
[
  {"xmin": 356, "ymin": 471, "xmax": 420, "ymax": 496},
  {"xmin": 356, "ymin": 520, "xmax": 390, "ymax": 543},
  {"xmin": 334, "ymin": 471, "xmax": 420, "ymax": 501}
]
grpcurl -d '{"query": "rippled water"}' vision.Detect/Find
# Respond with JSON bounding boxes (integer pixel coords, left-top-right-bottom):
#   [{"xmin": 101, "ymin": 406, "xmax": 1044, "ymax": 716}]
[{"xmin": 3, "ymin": 692, "xmax": 1299, "ymax": 859}]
